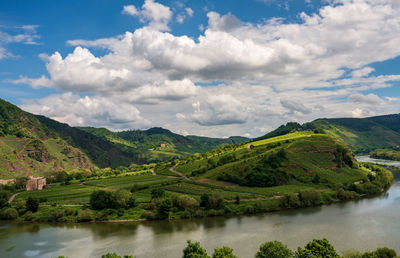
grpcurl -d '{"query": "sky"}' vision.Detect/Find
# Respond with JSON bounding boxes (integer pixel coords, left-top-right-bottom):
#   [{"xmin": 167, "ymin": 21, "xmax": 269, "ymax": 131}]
[{"xmin": 1, "ymin": 0, "xmax": 400, "ymax": 138}]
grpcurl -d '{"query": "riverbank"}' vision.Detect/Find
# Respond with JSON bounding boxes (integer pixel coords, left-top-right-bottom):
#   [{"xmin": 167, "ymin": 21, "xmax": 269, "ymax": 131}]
[{"xmin": 0, "ymin": 163, "xmax": 393, "ymax": 224}]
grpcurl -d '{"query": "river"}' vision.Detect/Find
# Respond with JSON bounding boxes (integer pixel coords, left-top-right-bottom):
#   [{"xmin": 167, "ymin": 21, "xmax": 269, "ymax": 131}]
[{"xmin": 1, "ymin": 156, "xmax": 400, "ymax": 258}]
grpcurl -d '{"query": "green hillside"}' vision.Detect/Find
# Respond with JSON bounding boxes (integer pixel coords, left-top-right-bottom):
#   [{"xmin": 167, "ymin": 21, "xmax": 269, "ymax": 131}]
[
  {"xmin": 13, "ymin": 130, "xmax": 391, "ymax": 223},
  {"xmin": 0, "ymin": 99, "xmax": 136, "ymax": 178},
  {"xmin": 175, "ymin": 131, "xmax": 370, "ymax": 190},
  {"xmin": 0, "ymin": 98, "xmax": 248, "ymax": 178},
  {"xmin": 78, "ymin": 126, "xmax": 249, "ymax": 162},
  {"xmin": 255, "ymin": 114, "xmax": 400, "ymax": 154}
]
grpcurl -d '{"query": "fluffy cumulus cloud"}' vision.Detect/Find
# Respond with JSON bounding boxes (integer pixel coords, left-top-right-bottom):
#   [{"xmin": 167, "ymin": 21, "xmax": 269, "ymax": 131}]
[
  {"xmin": 14, "ymin": 0, "xmax": 400, "ymax": 137},
  {"xmin": 122, "ymin": 0, "xmax": 172, "ymax": 31},
  {"xmin": 20, "ymin": 93, "xmax": 149, "ymax": 130},
  {"xmin": 190, "ymin": 94, "xmax": 248, "ymax": 126}
]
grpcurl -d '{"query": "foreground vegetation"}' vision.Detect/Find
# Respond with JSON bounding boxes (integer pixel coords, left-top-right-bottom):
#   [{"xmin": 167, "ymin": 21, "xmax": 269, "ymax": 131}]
[{"xmin": 94, "ymin": 238, "xmax": 397, "ymax": 258}]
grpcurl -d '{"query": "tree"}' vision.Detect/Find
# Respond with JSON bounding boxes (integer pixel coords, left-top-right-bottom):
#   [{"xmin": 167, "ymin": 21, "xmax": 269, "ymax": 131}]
[
  {"xmin": 0, "ymin": 190, "xmax": 11, "ymax": 209},
  {"xmin": 255, "ymin": 241, "xmax": 293, "ymax": 258},
  {"xmin": 373, "ymin": 247, "xmax": 397, "ymax": 258},
  {"xmin": 295, "ymin": 238, "xmax": 339, "ymax": 258},
  {"xmin": 114, "ymin": 189, "xmax": 136, "ymax": 209},
  {"xmin": 90, "ymin": 190, "xmax": 117, "ymax": 210},
  {"xmin": 77, "ymin": 209, "xmax": 93, "ymax": 222},
  {"xmin": 157, "ymin": 198, "xmax": 173, "ymax": 219},
  {"xmin": 200, "ymin": 193, "xmax": 210, "ymax": 208},
  {"xmin": 0, "ymin": 207, "xmax": 18, "ymax": 220},
  {"xmin": 26, "ymin": 197, "xmax": 39, "ymax": 212},
  {"xmin": 182, "ymin": 240, "xmax": 208, "ymax": 258},
  {"xmin": 15, "ymin": 177, "xmax": 28, "ymax": 189},
  {"xmin": 151, "ymin": 188, "xmax": 165, "ymax": 199},
  {"xmin": 212, "ymin": 246, "xmax": 237, "ymax": 258}
]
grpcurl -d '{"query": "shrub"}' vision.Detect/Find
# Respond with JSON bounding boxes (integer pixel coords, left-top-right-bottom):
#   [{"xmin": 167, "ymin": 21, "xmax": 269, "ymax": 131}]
[
  {"xmin": 255, "ymin": 240, "xmax": 293, "ymax": 258},
  {"xmin": 77, "ymin": 209, "xmax": 93, "ymax": 222},
  {"xmin": 182, "ymin": 240, "xmax": 208, "ymax": 258},
  {"xmin": 48, "ymin": 209, "xmax": 66, "ymax": 222},
  {"xmin": 13, "ymin": 198, "xmax": 26, "ymax": 215},
  {"xmin": 157, "ymin": 199, "xmax": 173, "ymax": 219},
  {"xmin": 295, "ymin": 238, "xmax": 339, "ymax": 258},
  {"xmin": 90, "ymin": 190, "xmax": 117, "ymax": 210},
  {"xmin": 24, "ymin": 211, "xmax": 34, "ymax": 221},
  {"xmin": 373, "ymin": 247, "xmax": 397, "ymax": 258},
  {"xmin": 299, "ymin": 190, "xmax": 321, "ymax": 207},
  {"xmin": 26, "ymin": 197, "xmax": 39, "ymax": 212},
  {"xmin": 176, "ymin": 195, "xmax": 199, "ymax": 210},
  {"xmin": 151, "ymin": 188, "xmax": 165, "ymax": 199},
  {"xmin": 1, "ymin": 207, "xmax": 18, "ymax": 220},
  {"xmin": 212, "ymin": 246, "xmax": 238, "ymax": 258},
  {"xmin": 141, "ymin": 210, "xmax": 156, "ymax": 220},
  {"xmin": 114, "ymin": 189, "xmax": 136, "ymax": 209}
]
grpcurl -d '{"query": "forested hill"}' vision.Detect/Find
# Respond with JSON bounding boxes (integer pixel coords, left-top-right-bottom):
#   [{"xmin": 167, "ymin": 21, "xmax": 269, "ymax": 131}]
[
  {"xmin": 254, "ymin": 114, "xmax": 400, "ymax": 153},
  {"xmin": 0, "ymin": 98, "xmax": 136, "ymax": 178},
  {"xmin": 78, "ymin": 126, "xmax": 249, "ymax": 161},
  {"xmin": 0, "ymin": 98, "xmax": 249, "ymax": 178}
]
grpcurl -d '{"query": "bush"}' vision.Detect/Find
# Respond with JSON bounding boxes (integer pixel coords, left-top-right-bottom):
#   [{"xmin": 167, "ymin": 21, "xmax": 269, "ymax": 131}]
[
  {"xmin": 13, "ymin": 198, "xmax": 26, "ymax": 215},
  {"xmin": 26, "ymin": 197, "xmax": 39, "ymax": 212},
  {"xmin": 212, "ymin": 246, "xmax": 238, "ymax": 258},
  {"xmin": 200, "ymin": 194, "xmax": 224, "ymax": 210},
  {"xmin": 114, "ymin": 189, "xmax": 136, "ymax": 209},
  {"xmin": 182, "ymin": 240, "xmax": 208, "ymax": 258},
  {"xmin": 77, "ymin": 209, "xmax": 93, "ymax": 222},
  {"xmin": 255, "ymin": 240, "xmax": 293, "ymax": 258},
  {"xmin": 90, "ymin": 190, "xmax": 117, "ymax": 210},
  {"xmin": 141, "ymin": 210, "xmax": 156, "ymax": 220},
  {"xmin": 48, "ymin": 209, "xmax": 66, "ymax": 222},
  {"xmin": 295, "ymin": 238, "xmax": 339, "ymax": 258},
  {"xmin": 373, "ymin": 247, "xmax": 397, "ymax": 258},
  {"xmin": 151, "ymin": 188, "xmax": 165, "ymax": 199},
  {"xmin": 337, "ymin": 189, "xmax": 358, "ymax": 201},
  {"xmin": 175, "ymin": 195, "xmax": 199, "ymax": 210},
  {"xmin": 157, "ymin": 198, "xmax": 173, "ymax": 219},
  {"xmin": 299, "ymin": 190, "xmax": 321, "ymax": 207},
  {"xmin": 0, "ymin": 207, "xmax": 18, "ymax": 220},
  {"xmin": 23, "ymin": 210, "xmax": 33, "ymax": 221}
]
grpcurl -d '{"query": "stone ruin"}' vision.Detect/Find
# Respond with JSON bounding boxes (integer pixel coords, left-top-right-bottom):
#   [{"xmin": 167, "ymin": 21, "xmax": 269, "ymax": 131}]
[{"xmin": 26, "ymin": 176, "xmax": 46, "ymax": 191}]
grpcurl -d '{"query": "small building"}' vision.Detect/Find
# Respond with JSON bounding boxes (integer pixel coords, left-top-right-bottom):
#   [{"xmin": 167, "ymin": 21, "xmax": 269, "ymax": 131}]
[{"xmin": 26, "ymin": 176, "xmax": 46, "ymax": 191}]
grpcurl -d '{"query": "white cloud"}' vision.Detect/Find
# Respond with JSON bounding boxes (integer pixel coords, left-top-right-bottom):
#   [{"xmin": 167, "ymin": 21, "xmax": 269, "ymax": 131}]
[
  {"xmin": 13, "ymin": 0, "xmax": 400, "ymax": 137},
  {"xmin": 351, "ymin": 67, "xmax": 375, "ymax": 78},
  {"xmin": 122, "ymin": 5, "xmax": 138, "ymax": 16},
  {"xmin": 0, "ymin": 25, "xmax": 40, "ymax": 59},
  {"xmin": 348, "ymin": 93, "xmax": 383, "ymax": 105},
  {"xmin": 190, "ymin": 94, "xmax": 248, "ymax": 126},
  {"xmin": 20, "ymin": 93, "xmax": 149, "ymax": 130},
  {"xmin": 186, "ymin": 8, "xmax": 194, "ymax": 17},
  {"xmin": 122, "ymin": 0, "xmax": 172, "ymax": 31}
]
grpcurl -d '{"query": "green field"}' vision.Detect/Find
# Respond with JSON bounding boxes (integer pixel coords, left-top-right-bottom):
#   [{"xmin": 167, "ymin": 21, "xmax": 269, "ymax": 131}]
[{"xmin": 17, "ymin": 174, "xmax": 181, "ymax": 204}]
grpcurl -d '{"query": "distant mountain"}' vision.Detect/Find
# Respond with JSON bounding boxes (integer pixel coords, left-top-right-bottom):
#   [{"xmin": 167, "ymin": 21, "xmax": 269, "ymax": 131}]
[
  {"xmin": 255, "ymin": 114, "xmax": 400, "ymax": 153},
  {"xmin": 78, "ymin": 126, "xmax": 249, "ymax": 162}
]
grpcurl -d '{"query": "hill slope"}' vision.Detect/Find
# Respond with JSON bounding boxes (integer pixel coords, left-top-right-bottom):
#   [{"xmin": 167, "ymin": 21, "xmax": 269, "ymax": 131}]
[
  {"xmin": 254, "ymin": 114, "xmax": 400, "ymax": 153},
  {"xmin": 78, "ymin": 126, "xmax": 249, "ymax": 162},
  {"xmin": 174, "ymin": 131, "xmax": 368, "ymax": 189},
  {"xmin": 0, "ymin": 99, "xmax": 136, "ymax": 178}
]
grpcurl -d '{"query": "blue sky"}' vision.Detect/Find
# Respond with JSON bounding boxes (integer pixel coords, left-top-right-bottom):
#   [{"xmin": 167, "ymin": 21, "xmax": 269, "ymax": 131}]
[{"xmin": 1, "ymin": 0, "xmax": 400, "ymax": 137}]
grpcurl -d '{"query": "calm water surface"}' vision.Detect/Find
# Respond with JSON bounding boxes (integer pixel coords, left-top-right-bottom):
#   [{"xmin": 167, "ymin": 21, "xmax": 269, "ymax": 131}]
[{"xmin": 1, "ymin": 156, "xmax": 400, "ymax": 258}]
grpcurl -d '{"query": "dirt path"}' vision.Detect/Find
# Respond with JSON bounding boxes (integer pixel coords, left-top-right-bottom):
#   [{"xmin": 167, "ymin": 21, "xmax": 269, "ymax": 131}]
[
  {"xmin": 8, "ymin": 193, "xmax": 19, "ymax": 204},
  {"xmin": 169, "ymin": 166, "xmax": 192, "ymax": 181}
]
